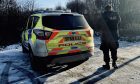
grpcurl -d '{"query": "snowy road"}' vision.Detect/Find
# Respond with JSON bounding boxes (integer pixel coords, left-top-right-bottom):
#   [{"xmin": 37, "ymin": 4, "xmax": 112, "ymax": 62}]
[
  {"xmin": 0, "ymin": 38, "xmax": 140, "ymax": 84},
  {"xmin": 0, "ymin": 48, "xmax": 42, "ymax": 84}
]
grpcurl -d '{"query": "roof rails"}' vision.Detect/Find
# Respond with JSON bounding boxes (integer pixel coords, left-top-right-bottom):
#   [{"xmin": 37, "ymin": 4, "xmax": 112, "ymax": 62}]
[{"xmin": 33, "ymin": 9, "xmax": 72, "ymax": 14}]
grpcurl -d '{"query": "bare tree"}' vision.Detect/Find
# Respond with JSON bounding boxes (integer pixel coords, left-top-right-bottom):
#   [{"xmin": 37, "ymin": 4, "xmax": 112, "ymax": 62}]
[
  {"xmin": 55, "ymin": 5, "xmax": 65, "ymax": 10},
  {"xmin": 0, "ymin": 0, "xmax": 35, "ymax": 45},
  {"xmin": 67, "ymin": 0, "xmax": 86, "ymax": 14}
]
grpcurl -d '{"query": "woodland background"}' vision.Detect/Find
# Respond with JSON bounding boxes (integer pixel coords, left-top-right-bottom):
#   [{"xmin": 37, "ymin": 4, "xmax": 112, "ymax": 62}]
[{"xmin": 0, "ymin": 0, "xmax": 140, "ymax": 45}]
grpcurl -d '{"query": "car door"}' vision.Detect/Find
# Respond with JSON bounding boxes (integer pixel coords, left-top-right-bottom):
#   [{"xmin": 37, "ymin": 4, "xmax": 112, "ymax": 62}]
[{"xmin": 23, "ymin": 16, "xmax": 34, "ymax": 49}]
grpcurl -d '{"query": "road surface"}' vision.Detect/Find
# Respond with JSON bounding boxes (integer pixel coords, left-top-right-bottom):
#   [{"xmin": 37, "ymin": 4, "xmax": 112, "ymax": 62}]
[{"xmin": 0, "ymin": 38, "xmax": 140, "ymax": 84}]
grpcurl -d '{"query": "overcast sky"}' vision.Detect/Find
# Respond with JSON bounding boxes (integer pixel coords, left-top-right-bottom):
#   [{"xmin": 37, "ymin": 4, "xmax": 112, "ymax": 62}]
[
  {"xmin": 17, "ymin": 0, "xmax": 69, "ymax": 9},
  {"xmin": 35, "ymin": 0, "xmax": 69, "ymax": 8}
]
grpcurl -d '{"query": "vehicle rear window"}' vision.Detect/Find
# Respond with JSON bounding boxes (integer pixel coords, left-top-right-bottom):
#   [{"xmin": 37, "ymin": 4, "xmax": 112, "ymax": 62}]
[{"xmin": 42, "ymin": 14, "xmax": 89, "ymax": 30}]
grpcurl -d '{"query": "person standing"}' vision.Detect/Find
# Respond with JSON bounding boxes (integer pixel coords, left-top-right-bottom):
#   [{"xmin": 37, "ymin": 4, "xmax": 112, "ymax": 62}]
[{"xmin": 98, "ymin": 5, "xmax": 121, "ymax": 69}]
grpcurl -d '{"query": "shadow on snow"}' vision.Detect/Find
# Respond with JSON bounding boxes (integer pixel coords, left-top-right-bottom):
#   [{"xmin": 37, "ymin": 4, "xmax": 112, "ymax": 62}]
[{"xmin": 71, "ymin": 56, "xmax": 140, "ymax": 84}]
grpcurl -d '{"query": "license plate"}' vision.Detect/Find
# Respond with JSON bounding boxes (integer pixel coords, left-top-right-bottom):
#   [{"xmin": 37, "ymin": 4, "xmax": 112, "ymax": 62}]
[{"xmin": 64, "ymin": 36, "xmax": 81, "ymax": 41}]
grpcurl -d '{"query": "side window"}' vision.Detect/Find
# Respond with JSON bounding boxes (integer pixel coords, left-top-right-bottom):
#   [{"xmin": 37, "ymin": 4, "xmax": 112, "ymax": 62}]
[
  {"xmin": 27, "ymin": 17, "xmax": 33, "ymax": 29},
  {"xmin": 32, "ymin": 16, "xmax": 39, "ymax": 28}
]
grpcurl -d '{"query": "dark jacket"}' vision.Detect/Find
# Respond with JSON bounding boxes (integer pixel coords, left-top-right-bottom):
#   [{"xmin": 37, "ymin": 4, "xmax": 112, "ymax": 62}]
[{"xmin": 98, "ymin": 11, "xmax": 121, "ymax": 43}]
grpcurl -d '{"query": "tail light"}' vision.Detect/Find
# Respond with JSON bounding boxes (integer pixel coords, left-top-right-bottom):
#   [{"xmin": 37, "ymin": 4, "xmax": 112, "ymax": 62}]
[
  {"xmin": 86, "ymin": 30, "xmax": 92, "ymax": 37},
  {"xmin": 33, "ymin": 29, "xmax": 52, "ymax": 40}
]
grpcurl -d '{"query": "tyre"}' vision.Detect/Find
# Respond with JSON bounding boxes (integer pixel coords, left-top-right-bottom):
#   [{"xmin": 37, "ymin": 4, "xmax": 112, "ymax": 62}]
[
  {"xmin": 22, "ymin": 44, "xmax": 28, "ymax": 53},
  {"xmin": 29, "ymin": 47, "xmax": 47, "ymax": 72}
]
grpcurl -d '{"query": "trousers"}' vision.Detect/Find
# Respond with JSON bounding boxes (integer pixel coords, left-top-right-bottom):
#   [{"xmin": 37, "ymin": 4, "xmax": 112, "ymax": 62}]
[{"xmin": 100, "ymin": 42, "xmax": 119, "ymax": 63}]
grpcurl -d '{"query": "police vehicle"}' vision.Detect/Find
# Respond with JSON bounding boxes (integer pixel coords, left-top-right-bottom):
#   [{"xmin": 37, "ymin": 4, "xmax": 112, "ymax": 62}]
[{"xmin": 21, "ymin": 10, "xmax": 94, "ymax": 70}]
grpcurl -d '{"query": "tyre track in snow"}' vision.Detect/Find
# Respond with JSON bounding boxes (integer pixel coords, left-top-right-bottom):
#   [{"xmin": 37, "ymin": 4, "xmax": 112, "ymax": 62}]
[
  {"xmin": 0, "ymin": 61, "xmax": 42, "ymax": 84},
  {"xmin": 11, "ymin": 64, "xmax": 42, "ymax": 84},
  {"xmin": 0, "ymin": 61, "xmax": 12, "ymax": 84},
  {"xmin": 0, "ymin": 50, "xmax": 43, "ymax": 84}
]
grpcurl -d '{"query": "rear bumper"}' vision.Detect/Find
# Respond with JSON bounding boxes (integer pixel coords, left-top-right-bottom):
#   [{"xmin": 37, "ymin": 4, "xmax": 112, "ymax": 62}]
[{"xmin": 33, "ymin": 51, "xmax": 93, "ymax": 65}]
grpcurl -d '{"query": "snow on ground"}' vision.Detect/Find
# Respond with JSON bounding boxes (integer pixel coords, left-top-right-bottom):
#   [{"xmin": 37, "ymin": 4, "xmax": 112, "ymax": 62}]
[
  {"xmin": 0, "ymin": 37, "xmax": 140, "ymax": 84},
  {"xmin": 1, "ymin": 44, "xmax": 21, "ymax": 51}
]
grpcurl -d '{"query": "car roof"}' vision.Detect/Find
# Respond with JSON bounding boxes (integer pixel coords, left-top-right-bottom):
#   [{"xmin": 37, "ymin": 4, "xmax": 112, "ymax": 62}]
[{"xmin": 31, "ymin": 12, "xmax": 82, "ymax": 17}]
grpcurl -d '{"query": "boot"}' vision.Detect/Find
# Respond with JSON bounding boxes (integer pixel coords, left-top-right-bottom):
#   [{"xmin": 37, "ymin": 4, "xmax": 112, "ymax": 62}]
[
  {"xmin": 102, "ymin": 63, "xmax": 110, "ymax": 70},
  {"xmin": 112, "ymin": 62, "xmax": 118, "ymax": 69}
]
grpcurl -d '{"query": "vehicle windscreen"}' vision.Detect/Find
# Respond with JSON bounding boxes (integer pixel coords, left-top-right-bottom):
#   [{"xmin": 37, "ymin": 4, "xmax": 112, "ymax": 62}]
[{"xmin": 42, "ymin": 14, "xmax": 89, "ymax": 30}]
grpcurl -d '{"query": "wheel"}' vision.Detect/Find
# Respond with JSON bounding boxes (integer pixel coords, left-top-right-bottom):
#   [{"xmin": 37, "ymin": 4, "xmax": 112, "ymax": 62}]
[
  {"xmin": 29, "ymin": 47, "xmax": 47, "ymax": 72},
  {"xmin": 22, "ymin": 44, "xmax": 28, "ymax": 53},
  {"xmin": 29, "ymin": 50, "xmax": 37, "ymax": 71}
]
